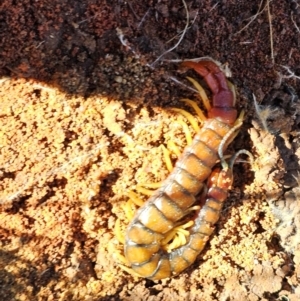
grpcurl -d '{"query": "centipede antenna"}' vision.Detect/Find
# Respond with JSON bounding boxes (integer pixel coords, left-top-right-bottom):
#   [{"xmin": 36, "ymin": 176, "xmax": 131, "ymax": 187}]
[
  {"xmin": 229, "ymin": 149, "xmax": 254, "ymax": 170},
  {"xmin": 218, "ymin": 122, "xmax": 243, "ymax": 170}
]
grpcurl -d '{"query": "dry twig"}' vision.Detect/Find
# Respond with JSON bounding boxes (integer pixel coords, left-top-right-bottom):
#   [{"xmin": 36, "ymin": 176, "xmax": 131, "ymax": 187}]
[
  {"xmin": 234, "ymin": 0, "xmax": 266, "ymax": 35},
  {"xmin": 266, "ymin": 0, "xmax": 274, "ymax": 64},
  {"xmin": 280, "ymin": 65, "xmax": 300, "ymax": 80},
  {"xmin": 150, "ymin": 0, "xmax": 190, "ymax": 67},
  {"xmin": 291, "ymin": 13, "xmax": 300, "ymax": 33}
]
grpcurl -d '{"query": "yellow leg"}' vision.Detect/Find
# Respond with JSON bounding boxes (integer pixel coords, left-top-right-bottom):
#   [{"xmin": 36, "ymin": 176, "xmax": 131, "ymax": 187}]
[
  {"xmin": 169, "ymin": 96, "xmax": 208, "ymax": 148},
  {"xmin": 186, "ymin": 76, "xmax": 212, "ymax": 111},
  {"xmin": 135, "ymin": 185, "xmax": 158, "ymax": 196},
  {"xmin": 114, "ymin": 218, "xmax": 125, "ymax": 244},
  {"xmin": 162, "ymin": 144, "xmax": 174, "ymax": 173},
  {"xmin": 180, "ymin": 98, "xmax": 206, "ymax": 122},
  {"xmin": 118, "ymin": 264, "xmax": 142, "ymax": 278},
  {"xmin": 162, "ymin": 220, "xmax": 194, "ymax": 251},
  {"xmin": 108, "ymin": 240, "xmax": 141, "ymax": 278},
  {"xmin": 125, "ymin": 191, "xmax": 145, "ymax": 207},
  {"xmin": 121, "ymin": 198, "xmax": 137, "ymax": 220},
  {"xmin": 176, "ymin": 119, "xmax": 194, "ymax": 145},
  {"xmin": 166, "ymin": 141, "xmax": 181, "ymax": 158},
  {"xmin": 132, "ymin": 138, "xmax": 184, "ymax": 201},
  {"xmin": 171, "ymin": 108, "xmax": 200, "ymax": 133}
]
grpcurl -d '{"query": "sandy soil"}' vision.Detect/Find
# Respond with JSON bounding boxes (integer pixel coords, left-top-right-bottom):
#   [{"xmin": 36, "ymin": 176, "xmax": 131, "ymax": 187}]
[{"xmin": 1, "ymin": 0, "xmax": 300, "ymax": 300}]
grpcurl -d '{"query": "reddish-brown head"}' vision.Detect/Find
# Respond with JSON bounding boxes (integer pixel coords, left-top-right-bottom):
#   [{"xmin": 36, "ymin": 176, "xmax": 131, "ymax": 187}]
[{"xmin": 181, "ymin": 60, "xmax": 237, "ymax": 124}]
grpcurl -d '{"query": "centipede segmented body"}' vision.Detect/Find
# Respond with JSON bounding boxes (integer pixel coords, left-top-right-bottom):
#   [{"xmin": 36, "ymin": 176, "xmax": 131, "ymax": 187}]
[{"xmin": 124, "ymin": 60, "xmax": 241, "ymax": 280}]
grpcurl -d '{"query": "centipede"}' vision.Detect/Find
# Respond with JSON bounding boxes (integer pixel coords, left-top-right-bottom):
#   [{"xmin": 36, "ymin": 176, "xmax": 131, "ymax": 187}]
[{"xmin": 122, "ymin": 60, "xmax": 244, "ymax": 280}]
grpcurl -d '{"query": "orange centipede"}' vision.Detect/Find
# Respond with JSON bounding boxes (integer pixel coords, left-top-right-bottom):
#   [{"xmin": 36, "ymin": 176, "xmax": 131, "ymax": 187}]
[{"xmin": 124, "ymin": 60, "xmax": 243, "ymax": 280}]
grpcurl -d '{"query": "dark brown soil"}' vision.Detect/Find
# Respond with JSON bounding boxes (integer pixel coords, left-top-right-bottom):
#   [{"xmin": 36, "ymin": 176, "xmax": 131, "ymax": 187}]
[{"xmin": 1, "ymin": 0, "xmax": 300, "ymax": 300}]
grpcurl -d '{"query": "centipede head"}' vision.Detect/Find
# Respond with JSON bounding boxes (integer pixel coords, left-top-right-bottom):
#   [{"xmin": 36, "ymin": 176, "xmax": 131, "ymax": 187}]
[{"xmin": 181, "ymin": 60, "xmax": 238, "ymax": 125}]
